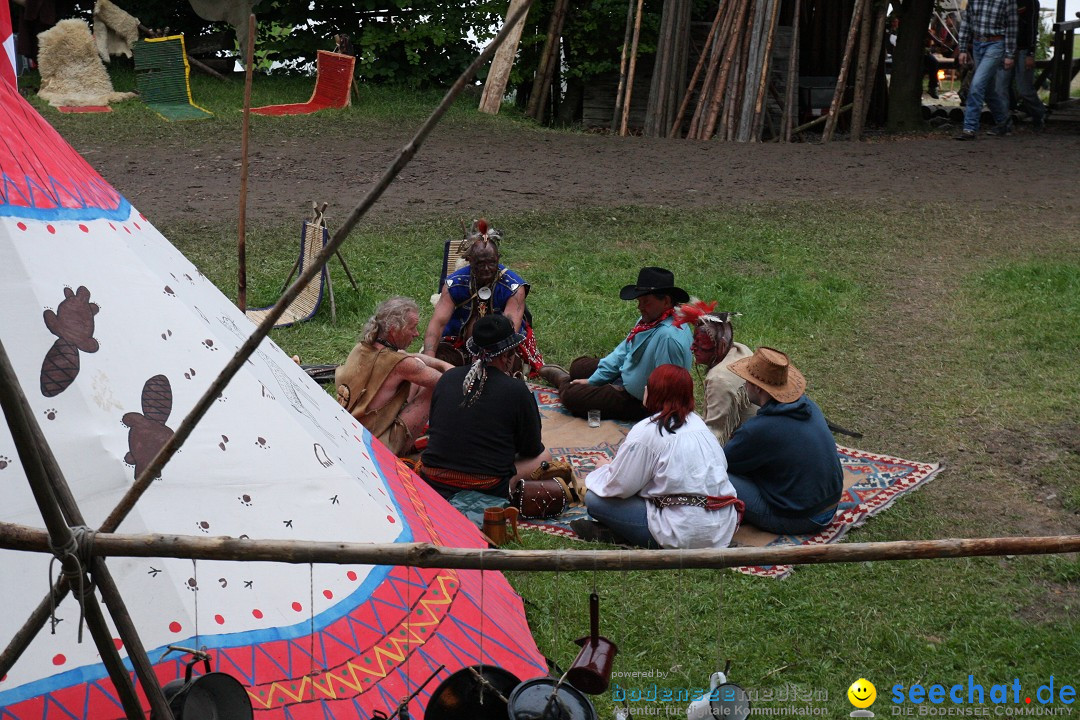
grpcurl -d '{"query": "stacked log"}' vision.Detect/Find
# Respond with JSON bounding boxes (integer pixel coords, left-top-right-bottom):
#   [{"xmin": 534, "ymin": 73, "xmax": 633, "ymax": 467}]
[{"xmin": 675, "ymin": 0, "xmax": 788, "ymax": 141}]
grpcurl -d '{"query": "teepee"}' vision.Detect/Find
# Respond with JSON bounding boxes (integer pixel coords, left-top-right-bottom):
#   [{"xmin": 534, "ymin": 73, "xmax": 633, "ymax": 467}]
[{"xmin": 0, "ymin": 77, "xmax": 545, "ymax": 718}]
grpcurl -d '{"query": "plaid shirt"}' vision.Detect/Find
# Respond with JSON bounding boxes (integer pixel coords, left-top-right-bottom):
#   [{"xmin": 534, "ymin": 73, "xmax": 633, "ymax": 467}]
[{"xmin": 958, "ymin": 0, "xmax": 1019, "ymax": 56}]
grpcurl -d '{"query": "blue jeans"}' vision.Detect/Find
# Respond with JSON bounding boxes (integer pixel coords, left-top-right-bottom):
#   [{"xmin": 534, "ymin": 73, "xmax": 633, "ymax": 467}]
[
  {"xmin": 727, "ymin": 475, "xmax": 836, "ymax": 536},
  {"xmin": 584, "ymin": 491, "xmax": 660, "ymax": 548},
  {"xmin": 963, "ymin": 40, "xmax": 1011, "ymax": 132},
  {"xmin": 997, "ymin": 48, "xmax": 1046, "ymax": 122}
]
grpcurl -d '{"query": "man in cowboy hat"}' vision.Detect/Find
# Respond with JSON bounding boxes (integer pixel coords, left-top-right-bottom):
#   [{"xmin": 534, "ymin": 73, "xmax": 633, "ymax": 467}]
[
  {"xmin": 539, "ymin": 266, "xmax": 693, "ymax": 422},
  {"xmin": 418, "ymin": 314, "xmax": 552, "ymax": 498},
  {"xmin": 723, "ymin": 347, "xmax": 843, "ymax": 535}
]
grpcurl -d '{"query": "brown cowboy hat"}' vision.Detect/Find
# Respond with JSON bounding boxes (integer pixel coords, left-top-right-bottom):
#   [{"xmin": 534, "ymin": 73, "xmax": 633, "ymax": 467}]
[
  {"xmin": 727, "ymin": 346, "xmax": 806, "ymax": 404},
  {"xmin": 619, "ymin": 267, "xmax": 690, "ymax": 304}
]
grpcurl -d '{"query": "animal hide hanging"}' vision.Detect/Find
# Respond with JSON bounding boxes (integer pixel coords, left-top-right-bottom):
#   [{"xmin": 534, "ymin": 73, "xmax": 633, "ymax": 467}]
[{"xmin": 92, "ymin": 0, "xmax": 141, "ymax": 62}]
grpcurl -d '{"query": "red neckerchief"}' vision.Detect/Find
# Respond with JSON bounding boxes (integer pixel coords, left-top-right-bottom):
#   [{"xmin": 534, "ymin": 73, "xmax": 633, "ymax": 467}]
[{"xmin": 625, "ymin": 308, "xmax": 674, "ymax": 345}]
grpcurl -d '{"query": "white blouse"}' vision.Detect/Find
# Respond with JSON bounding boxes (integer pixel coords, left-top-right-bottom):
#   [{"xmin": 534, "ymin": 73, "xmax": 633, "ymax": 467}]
[{"xmin": 585, "ymin": 412, "xmax": 739, "ymax": 549}]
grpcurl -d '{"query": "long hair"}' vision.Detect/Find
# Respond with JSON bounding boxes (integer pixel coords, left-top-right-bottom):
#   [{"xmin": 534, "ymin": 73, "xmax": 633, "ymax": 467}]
[
  {"xmin": 644, "ymin": 364, "xmax": 695, "ymax": 435},
  {"xmin": 361, "ymin": 296, "xmax": 418, "ymax": 344}
]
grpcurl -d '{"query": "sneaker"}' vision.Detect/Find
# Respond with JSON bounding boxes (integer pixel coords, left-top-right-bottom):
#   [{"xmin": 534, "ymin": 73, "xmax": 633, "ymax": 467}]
[
  {"xmin": 985, "ymin": 124, "xmax": 1013, "ymax": 137},
  {"xmin": 954, "ymin": 130, "xmax": 976, "ymax": 141}
]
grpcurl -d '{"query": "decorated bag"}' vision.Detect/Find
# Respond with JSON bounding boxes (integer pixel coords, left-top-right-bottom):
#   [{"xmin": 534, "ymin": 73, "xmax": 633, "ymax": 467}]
[{"xmin": 510, "ymin": 460, "xmax": 576, "ymax": 518}]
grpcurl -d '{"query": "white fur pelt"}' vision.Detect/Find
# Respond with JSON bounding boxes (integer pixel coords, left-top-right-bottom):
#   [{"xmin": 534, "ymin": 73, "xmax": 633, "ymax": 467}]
[
  {"xmin": 37, "ymin": 19, "xmax": 136, "ymax": 107},
  {"xmin": 93, "ymin": 0, "xmax": 141, "ymax": 62}
]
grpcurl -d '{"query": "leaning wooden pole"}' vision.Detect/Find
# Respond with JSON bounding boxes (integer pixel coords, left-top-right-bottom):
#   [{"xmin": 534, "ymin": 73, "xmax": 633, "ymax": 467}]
[
  {"xmin": 610, "ymin": 0, "xmax": 637, "ymax": 131},
  {"xmin": 0, "ymin": 340, "xmax": 164, "ymax": 719},
  {"xmin": 670, "ymin": 0, "xmax": 726, "ymax": 138},
  {"xmin": 823, "ymin": 0, "xmax": 867, "ymax": 141},
  {"xmin": 479, "ymin": 0, "xmax": 533, "ymax": 114},
  {"xmin": 849, "ymin": 0, "xmax": 874, "ymax": 140},
  {"xmin": 0, "ymin": 0, "xmax": 537, "ymax": 683},
  {"xmin": 619, "ymin": 0, "xmax": 647, "ymax": 136},
  {"xmin": 237, "ymin": 12, "xmax": 255, "ymax": 311},
  {"xmin": 526, "ymin": 0, "xmax": 569, "ymax": 121},
  {"xmin": 781, "ymin": 0, "xmax": 802, "ymax": 141},
  {"xmin": 750, "ymin": 0, "xmax": 783, "ymax": 140},
  {"xmin": 856, "ymin": 0, "xmax": 889, "ymax": 137},
  {"xmin": 3, "ymin": 522, "xmax": 1080, "ymax": 571}
]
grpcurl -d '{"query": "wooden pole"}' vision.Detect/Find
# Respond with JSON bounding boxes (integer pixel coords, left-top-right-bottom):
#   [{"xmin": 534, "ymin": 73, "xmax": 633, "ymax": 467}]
[
  {"xmin": 823, "ymin": 0, "xmax": 867, "ymax": 142},
  {"xmin": 736, "ymin": 0, "xmax": 769, "ymax": 141},
  {"xmin": 750, "ymin": 0, "xmax": 783, "ymax": 140},
  {"xmin": 781, "ymin": 0, "xmax": 802, "ymax": 141},
  {"xmin": 526, "ymin": 0, "xmax": 570, "ymax": 121},
  {"xmin": 237, "ymin": 13, "xmax": 255, "ymax": 312},
  {"xmin": 479, "ymin": 0, "xmax": 533, "ymax": 114},
  {"xmin": 0, "ymin": 0, "xmax": 536, "ymax": 684},
  {"xmin": 611, "ymin": 0, "xmax": 637, "ymax": 131},
  {"xmin": 619, "ymin": 0, "xmax": 647, "ymax": 136},
  {"xmin": 688, "ymin": 0, "xmax": 736, "ymax": 139},
  {"xmin": 704, "ymin": 0, "xmax": 751, "ymax": 139},
  {"xmin": 856, "ymin": 1, "xmax": 889, "ymax": 135},
  {"xmin": 849, "ymin": 0, "xmax": 874, "ymax": 140},
  {"xmin": 2, "ymin": 522, "xmax": 1080, "ymax": 572},
  {"xmin": 0, "ymin": 341, "xmax": 160, "ymax": 718},
  {"xmin": 793, "ymin": 102, "xmax": 852, "ymax": 133},
  {"xmin": 670, "ymin": 0, "xmax": 726, "ymax": 138}
]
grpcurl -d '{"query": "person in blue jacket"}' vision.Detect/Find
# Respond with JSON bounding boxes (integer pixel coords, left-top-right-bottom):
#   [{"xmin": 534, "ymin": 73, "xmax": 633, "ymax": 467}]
[
  {"xmin": 539, "ymin": 267, "xmax": 692, "ymax": 421},
  {"xmin": 423, "ymin": 219, "xmax": 543, "ymax": 374},
  {"xmin": 723, "ymin": 346, "xmax": 843, "ymax": 535}
]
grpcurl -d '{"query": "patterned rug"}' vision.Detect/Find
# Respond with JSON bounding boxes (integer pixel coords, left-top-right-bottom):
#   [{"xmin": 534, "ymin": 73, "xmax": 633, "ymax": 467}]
[{"xmin": 453, "ymin": 382, "xmax": 942, "ymax": 580}]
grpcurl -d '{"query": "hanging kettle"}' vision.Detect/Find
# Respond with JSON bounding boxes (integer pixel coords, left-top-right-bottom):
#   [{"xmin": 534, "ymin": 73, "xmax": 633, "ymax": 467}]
[{"xmin": 563, "ymin": 592, "xmax": 618, "ymax": 695}]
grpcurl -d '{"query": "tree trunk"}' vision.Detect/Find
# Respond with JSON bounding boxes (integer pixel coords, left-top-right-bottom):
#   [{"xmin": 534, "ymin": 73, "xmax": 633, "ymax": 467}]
[{"xmin": 886, "ymin": 0, "xmax": 934, "ymax": 132}]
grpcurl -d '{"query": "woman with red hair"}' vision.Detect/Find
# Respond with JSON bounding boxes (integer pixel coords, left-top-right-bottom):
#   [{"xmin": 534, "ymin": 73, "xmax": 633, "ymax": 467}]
[{"xmin": 573, "ymin": 364, "xmax": 743, "ymax": 548}]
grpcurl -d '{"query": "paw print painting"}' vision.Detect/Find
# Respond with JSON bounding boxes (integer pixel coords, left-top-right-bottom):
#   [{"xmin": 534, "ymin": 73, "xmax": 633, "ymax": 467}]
[
  {"xmin": 121, "ymin": 375, "xmax": 175, "ymax": 480},
  {"xmin": 40, "ymin": 286, "xmax": 99, "ymax": 397}
]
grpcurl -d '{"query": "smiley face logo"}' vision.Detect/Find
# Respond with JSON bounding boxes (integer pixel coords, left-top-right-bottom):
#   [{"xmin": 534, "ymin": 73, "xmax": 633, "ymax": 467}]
[{"xmin": 848, "ymin": 678, "xmax": 877, "ymax": 709}]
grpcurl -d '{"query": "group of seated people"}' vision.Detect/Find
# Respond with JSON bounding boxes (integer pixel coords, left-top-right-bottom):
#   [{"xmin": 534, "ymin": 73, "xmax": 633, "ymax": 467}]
[{"xmin": 334, "ymin": 219, "xmax": 843, "ymax": 550}]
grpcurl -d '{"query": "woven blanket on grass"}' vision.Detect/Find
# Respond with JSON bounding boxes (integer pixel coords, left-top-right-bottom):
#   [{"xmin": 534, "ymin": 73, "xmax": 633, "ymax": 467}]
[
  {"xmin": 133, "ymin": 36, "xmax": 212, "ymax": 121},
  {"xmin": 251, "ymin": 50, "xmax": 354, "ymax": 116},
  {"xmin": 449, "ymin": 382, "xmax": 942, "ymax": 580}
]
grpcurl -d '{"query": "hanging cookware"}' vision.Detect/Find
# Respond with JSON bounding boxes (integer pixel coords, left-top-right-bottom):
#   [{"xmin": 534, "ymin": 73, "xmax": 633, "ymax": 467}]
[
  {"xmin": 507, "ymin": 677, "xmax": 597, "ymax": 720},
  {"xmin": 563, "ymin": 592, "xmax": 618, "ymax": 695},
  {"xmin": 423, "ymin": 664, "xmax": 520, "ymax": 720}
]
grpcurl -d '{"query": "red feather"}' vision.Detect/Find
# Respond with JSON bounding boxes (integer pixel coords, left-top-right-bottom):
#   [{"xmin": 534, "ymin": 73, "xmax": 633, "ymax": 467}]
[
  {"xmin": 476, "ymin": 218, "xmax": 489, "ymax": 235},
  {"xmin": 673, "ymin": 299, "xmax": 718, "ymax": 328}
]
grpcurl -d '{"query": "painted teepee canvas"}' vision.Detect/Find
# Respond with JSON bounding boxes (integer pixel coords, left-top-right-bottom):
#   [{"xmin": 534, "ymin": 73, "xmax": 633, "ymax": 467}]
[{"xmin": 0, "ymin": 79, "xmax": 545, "ymax": 718}]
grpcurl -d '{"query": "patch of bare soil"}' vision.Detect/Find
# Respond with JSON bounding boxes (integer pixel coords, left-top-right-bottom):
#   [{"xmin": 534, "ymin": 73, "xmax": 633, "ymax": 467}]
[
  {"xmin": 67, "ymin": 114, "xmax": 1080, "ymax": 554},
  {"xmin": 74, "ymin": 121, "xmax": 1080, "ymax": 227}
]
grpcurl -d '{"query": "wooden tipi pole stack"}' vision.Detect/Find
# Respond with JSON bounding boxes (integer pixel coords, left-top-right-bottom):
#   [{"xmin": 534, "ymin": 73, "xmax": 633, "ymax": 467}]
[
  {"xmin": 679, "ymin": 0, "xmax": 791, "ymax": 142},
  {"xmin": 644, "ymin": 0, "xmax": 692, "ymax": 137}
]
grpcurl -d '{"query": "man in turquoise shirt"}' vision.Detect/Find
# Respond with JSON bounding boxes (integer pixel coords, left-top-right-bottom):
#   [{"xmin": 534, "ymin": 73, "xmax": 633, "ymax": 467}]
[{"xmin": 540, "ymin": 267, "xmax": 693, "ymax": 421}]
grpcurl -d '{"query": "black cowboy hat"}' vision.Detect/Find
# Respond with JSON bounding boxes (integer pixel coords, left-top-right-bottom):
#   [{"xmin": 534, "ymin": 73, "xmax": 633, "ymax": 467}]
[
  {"xmin": 619, "ymin": 267, "xmax": 690, "ymax": 303},
  {"xmin": 466, "ymin": 314, "xmax": 525, "ymax": 357}
]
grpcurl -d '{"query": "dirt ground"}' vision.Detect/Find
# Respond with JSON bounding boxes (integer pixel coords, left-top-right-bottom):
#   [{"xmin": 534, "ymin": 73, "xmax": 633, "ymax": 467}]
[
  {"xmin": 70, "ymin": 111, "xmax": 1080, "ymax": 549},
  {"xmin": 79, "ymin": 114, "xmax": 1080, "ymax": 227}
]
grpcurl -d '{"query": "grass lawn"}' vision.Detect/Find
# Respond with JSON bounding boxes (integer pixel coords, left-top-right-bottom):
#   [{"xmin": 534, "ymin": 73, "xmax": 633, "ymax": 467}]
[{"xmin": 21, "ymin": 66, "xmax": 1080, "ymax": 717}]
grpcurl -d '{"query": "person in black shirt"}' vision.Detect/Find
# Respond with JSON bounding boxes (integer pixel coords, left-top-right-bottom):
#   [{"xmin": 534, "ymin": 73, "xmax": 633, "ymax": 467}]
[{"xmin": 419, "ymin": 314, "xmax": 551, "ymax": 498}]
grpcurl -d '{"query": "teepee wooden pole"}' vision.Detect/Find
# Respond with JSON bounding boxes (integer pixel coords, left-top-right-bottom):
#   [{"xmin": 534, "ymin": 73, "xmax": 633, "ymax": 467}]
[
  {"xmin": 0, "ymin": 340, "xmax": 168, "ymax": 719},
  {"xmin": 2, "ymin": 522, "xmax": 1079, "ymax": 571},
  {"xmin": 781, "ymin": 0, "xmax": 802, "ymax": 141},
  {"xmin": 619, "ymin": 0, "xmax": 646, "ymax": 136},
  {"xmin": 611, "ymin": 0, "xmax": 637, "ymax": 131},
  {"xmin": 0, "ymin": 0, "xmax": 536, "ymax": 693},
  {"xmin": 670, "ymin": 0, "xmax": 725, "ymax": 138},
  {"xmin": 823, "ymin": 0, "xmax": 867, "ymax": 141},
  {"xmin": 237, "ymin": 13, "xmax": 255, "ymax": 311}
]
